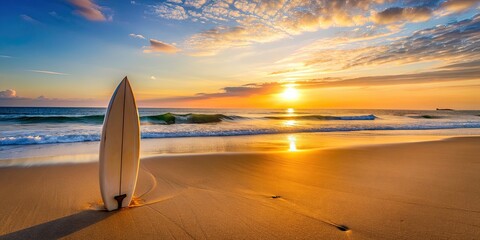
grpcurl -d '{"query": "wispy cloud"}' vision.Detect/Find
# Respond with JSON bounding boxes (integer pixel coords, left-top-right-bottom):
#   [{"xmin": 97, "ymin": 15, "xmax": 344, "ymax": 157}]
[
  {"xmin": 186, "ymin": 22, "xmax": 286, "ymax": 56},
  {"xmin": 129, "ymin": 33, "xmax": 145, "ymax": 39},
  {"xmin": 0, "ymin": 55, "xmax": 12, "ymax": 58},
  {"xmin": 273, "ymin": 14, "xmax": 480, "ymax": 77},
  {"xmin": 48, "ymin": 11, "xmax": 66, "ymax": 21},
  {"xmin": 28, "ymin": 70, "xmax": 69, "ymax": 75},
  {"xmin": 143, "ymin": 39, "xmax": 180, "ymax": 54},
  {"xmin": 19, "ymin": 14, "xmax": 40, "ymax": 24},
  {"xmin": 69, "ymin": 0, "xmax": 109, "ymax": 21},
  {"xmin": 440, "ymin": 0, "xmax": 479, "ymax": 13}
]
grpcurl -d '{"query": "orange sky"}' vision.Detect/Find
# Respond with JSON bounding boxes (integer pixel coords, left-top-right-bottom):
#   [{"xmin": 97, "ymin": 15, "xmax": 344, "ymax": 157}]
[{"xmin": 1, "ymin": 0, "xmax": 479, "ymax": 109}]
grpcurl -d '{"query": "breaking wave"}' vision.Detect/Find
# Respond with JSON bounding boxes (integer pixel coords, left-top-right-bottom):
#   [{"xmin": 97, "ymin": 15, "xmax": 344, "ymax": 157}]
[
  {"xmin": 0, "ymin": 113, "xmax": 245, "ymax": 125},
  {"xmin": 2, "ymin": 122, "xmax": 480, "ymax": 146}
]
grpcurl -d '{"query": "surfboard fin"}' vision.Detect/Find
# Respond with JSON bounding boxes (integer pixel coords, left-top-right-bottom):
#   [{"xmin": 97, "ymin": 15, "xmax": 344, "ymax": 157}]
[{"xmin": 114, "ymin": 194, "xmax": 127, "ymax": 210}]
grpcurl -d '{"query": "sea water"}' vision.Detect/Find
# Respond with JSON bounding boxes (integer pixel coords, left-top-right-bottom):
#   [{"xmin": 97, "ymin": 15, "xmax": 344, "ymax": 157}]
[{"xmin": 1, "ymin": 107, "xmax": 480, "ymax": 146}]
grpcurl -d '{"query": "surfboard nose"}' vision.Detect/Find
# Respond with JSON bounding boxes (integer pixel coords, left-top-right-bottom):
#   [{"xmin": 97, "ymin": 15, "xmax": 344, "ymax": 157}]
[{"xmin": 120, "ymin": 76, "xmax": 128, "ymax": 85}]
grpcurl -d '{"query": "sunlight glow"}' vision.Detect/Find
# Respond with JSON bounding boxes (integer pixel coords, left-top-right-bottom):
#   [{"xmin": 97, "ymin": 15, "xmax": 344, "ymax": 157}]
[
  {"xmin": 282, "ymin": 87, "xmax": 299, "ymax": 101},
  {"xmin": 287, "ymin": 108, "xmax": 295, "ymax": 114}
]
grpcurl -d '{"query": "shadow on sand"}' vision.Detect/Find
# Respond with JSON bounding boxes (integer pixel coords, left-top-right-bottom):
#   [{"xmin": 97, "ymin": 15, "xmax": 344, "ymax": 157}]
[{"xmin": 0, "ymin": 210, "xmax": 114, "ymax": 240}]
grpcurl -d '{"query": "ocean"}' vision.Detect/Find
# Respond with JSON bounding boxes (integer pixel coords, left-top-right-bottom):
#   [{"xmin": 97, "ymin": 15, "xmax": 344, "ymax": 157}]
[{"xmin": 1, "ymin": 107, "xmax": 480, "ymax": 146}]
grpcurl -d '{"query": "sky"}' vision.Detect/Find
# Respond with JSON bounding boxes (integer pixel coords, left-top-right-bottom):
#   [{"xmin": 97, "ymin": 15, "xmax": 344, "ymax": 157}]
[{"xmin": 0, "ymin": 0, "xmax": 479, "ymax": 109}]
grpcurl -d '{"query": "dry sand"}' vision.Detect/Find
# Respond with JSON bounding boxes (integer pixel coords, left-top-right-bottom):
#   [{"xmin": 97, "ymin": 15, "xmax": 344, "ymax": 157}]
[{"xmin": 1, "ymin": 137, "xmax": 479, "ymax": 239}]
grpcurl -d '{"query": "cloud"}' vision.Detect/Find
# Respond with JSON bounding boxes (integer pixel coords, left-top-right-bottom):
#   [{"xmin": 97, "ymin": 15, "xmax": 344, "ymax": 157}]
[
  {"xmin": 19, "ymin": 14, "xmax": 40, "ymax": 24},
  {"xmin": 0, "ymin": 89, "xmax": 53, "ymax": 103},
  {"xmin": 0, "ymin": 89, "xmax": 17, "ymax": 98},
  {"xmin": 310, "ymin": 25, "xmax": 397, "ymax": 48},
  {"xmin": 186, "ymin": 22, "xmax": 286, "ymax": 56},
  {"xmin": 0, "ymin": 55, "xmax": 12, "ymax": 58},
  {"xmin": 308, "ymin": 63, "xmax": 480, "ymax": 87},
  {"xmin": 184, "ymin": 0, "xmax": 207, "ymax": 8},
  {"xmin": 372, "ymin": 0, "xmax": 479, "ymax": 24},
  {"xmin": 150, "ymin": 75, "xmax": 157, "ymax": 80},
  {"xmin": 372, "ymin": 7, "xmax": 433, "ymax": 24},
  {"xmin": 152, "ymin": 3, "xmax": 188, "ymax": 20},
  {"xmin": 147, "ymin": 0, "xmax": 479, "ymax": 55},
  {"xmin": 145, "ymin": 59, "xmax": 480, "ymax": 104},
  {"xmin": 129, "ymin": 33, "xmax": 145, "ymax": 39},
  {"xmin": 28, "ymin": 70, "xmax": 69, "ymax": 75},
  {"xmin": 48, "ymin": 11, "xmax": 64, "ymax": 20},
  {"xmin": 0, "ymin": 90, "xmax": 104, "ymax": 107},
  {"xmin": 277, "ymin": 14, "xmax": 480, "ymax": 74},
  {"xmin": 151, "ymin": 0, "xmax": 390, "ymax": 55},
  {"xmin": 0, "ymin": 89, "xmax": 56, "ymax": 105},
  {"xmin": 143, "ymin": 39, "xmax": 180, "ymax": 54},
  {"xmin": 440, "ymin": 0, "xmax": 479, "ymax": 13},
  {"xmin": 145, "ymin": 82, "xmax": 282, "ymax": 103},
  {"xmin": 438, "ymin": 59, "xmax": 480, "ymax": 70},
  {"xmin": 69, "ymin": 0, "xmax": 108, "ymax": 21}
]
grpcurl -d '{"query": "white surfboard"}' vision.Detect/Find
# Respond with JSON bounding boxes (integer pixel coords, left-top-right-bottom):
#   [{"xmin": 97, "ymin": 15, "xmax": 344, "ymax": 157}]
[{"xmin": 99, "ymin": 77, "xmax": 140, "ymax": 211}]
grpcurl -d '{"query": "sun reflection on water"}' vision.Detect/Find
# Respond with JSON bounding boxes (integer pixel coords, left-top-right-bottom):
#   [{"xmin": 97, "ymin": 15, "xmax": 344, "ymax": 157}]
[{"xmin": 288, "ymin": 135, "xmax": 297, "ymax": 152}]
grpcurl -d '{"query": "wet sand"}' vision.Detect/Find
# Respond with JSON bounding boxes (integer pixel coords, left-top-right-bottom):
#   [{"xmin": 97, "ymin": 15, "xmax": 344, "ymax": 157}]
[{"xmin": 1, "ymin": 137, "xmax": 480, "ymax": 239}]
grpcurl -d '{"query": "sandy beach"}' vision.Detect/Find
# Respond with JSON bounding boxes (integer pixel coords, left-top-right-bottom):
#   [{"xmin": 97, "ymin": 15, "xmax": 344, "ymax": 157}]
[
  {"xmin": 1, "ymin": 136, "xmax": 479, "ymax": 239},
  {"xmin": 3, "ymin": 0, "xmax": 480, "ymax": 238}
]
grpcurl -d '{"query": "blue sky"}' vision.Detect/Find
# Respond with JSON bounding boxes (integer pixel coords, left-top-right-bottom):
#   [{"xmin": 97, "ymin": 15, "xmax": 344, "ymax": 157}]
[{"xmin": 0, "ymin": 0, "xmax": 479, "ymax": 109}]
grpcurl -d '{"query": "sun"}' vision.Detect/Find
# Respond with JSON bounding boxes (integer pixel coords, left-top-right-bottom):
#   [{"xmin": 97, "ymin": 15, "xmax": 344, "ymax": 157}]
[{"xmin": 282, "ymin": 87, "xmax": 299, "ymax": 101}]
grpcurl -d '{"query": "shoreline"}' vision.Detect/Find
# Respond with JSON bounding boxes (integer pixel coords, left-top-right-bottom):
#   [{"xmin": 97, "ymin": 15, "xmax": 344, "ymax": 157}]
[
  {"xmin": 2, "ymin": 128, "xmax": 480, "ymax": 167},
  {"xmin": 2, "ymin": 135, "xmax": 479, "ymax": 168},
  {"xmin": 1, "ymin": 136, "xmax": 480, "ymax": 239}
]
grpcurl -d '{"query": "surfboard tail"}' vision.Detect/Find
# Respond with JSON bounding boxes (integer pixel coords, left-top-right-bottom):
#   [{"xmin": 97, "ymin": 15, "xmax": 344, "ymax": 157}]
[{"xmin": 114, "ymin": 194, "xmax": 127, "ymax": 209}]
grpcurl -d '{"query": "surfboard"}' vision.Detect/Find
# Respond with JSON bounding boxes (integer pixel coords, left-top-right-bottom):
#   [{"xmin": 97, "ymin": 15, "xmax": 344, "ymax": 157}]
[{"xmin": 99, "ymin": 77, "xmax": 140, "ymax": 211}]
